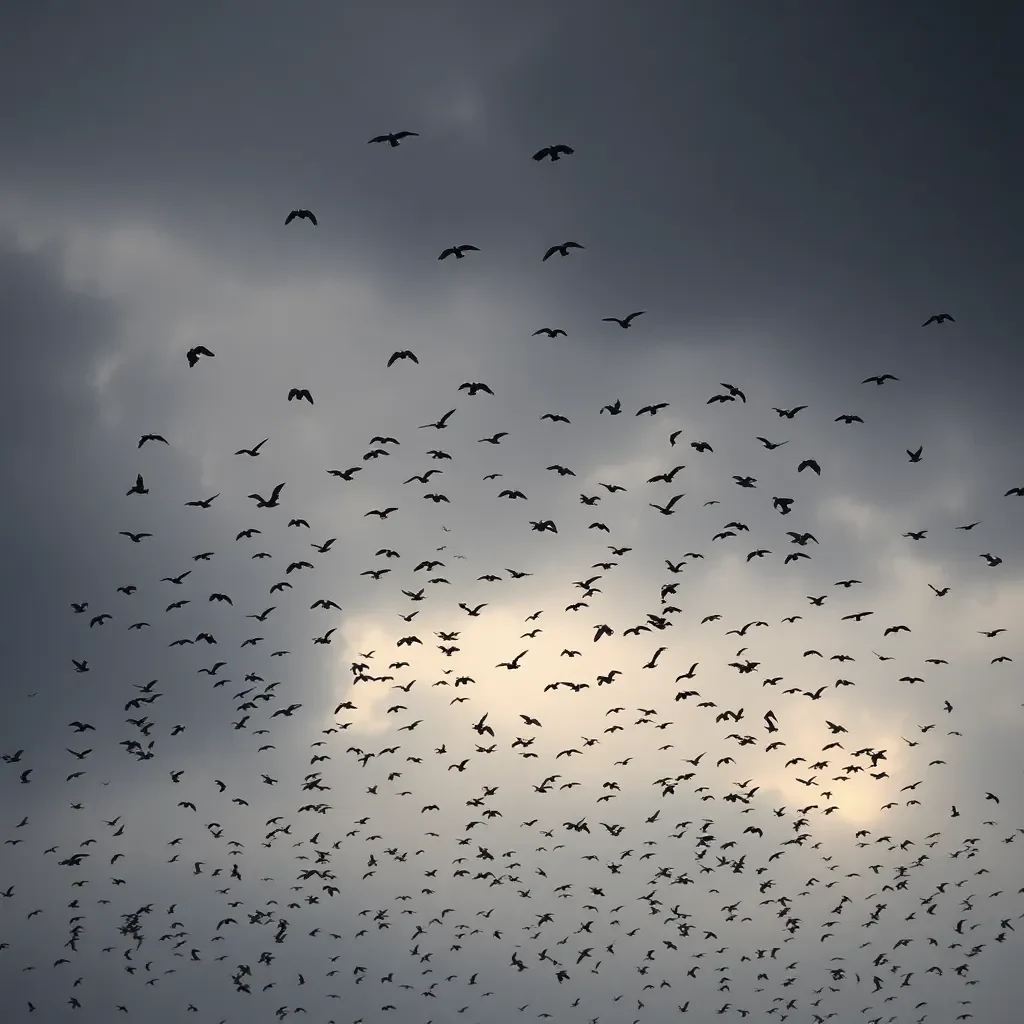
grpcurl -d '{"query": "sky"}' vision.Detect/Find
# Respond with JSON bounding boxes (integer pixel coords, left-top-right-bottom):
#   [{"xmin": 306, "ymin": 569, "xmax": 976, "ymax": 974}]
[{"xmin": 1, "ymin": 2, "xmax": 1023, "ymax": 1022}]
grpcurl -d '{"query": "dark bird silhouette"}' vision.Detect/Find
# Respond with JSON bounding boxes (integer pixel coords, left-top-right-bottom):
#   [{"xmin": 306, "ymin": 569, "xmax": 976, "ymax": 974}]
[
  {"xmin": 287, "ymin": 388, "xmax": 314, "ymax": 404},
  {"xmin": 138, "ymin": 433, "xmax": 168, "ymax": 447},
  {"xmin": 543, "ymin": 241, "xmax": 584, "ymax": 261},
  {"xmin": 439, "ymin": 245, "xmax": 480, "ymax": 260},
  {"xmin": 235, "ymin": 438, "xmax": 268, "ymax": 456},
  {"xmin": 533, "ymin": 328, "xmax": 567, "ymax": 338},
  {"xmin": 862, "ymin": 374, "xmax": 899, "ymax": 385},
  {"xmin": 922, "ymin": 313, "xmax": 954, "ymax": 326},
  {"xmin": 186, "ymin": 346, "xmax": 214, "ymax": 367},
  {"xmin": 285, "ymin": 209, "xmax": 317, "ymax": 225},
  {"xmin": 248, "ymin": 483, "xmax": 286, "ymax": 508},
  {"xmin": 602, "ymin": 312, "xmax": 645, "ymax": 328},
  {"xmin": 387, "ymin": 350, "xmax": 419, "ymax": 367},
  {"xmin": 533, "ymin": 144, "xmax": 574, "ymax": 161},
  {"xmin": 368, "ymin": 131, "xmax": 419, "ymax": 146},
  {"xmin": 420, "ymin": 409, "xmax": 456, "ymax": 429}
]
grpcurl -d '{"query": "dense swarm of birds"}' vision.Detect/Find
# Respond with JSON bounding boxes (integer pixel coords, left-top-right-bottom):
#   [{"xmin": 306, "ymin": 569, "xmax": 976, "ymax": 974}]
[{"xmin": 2, "ymin": 131, "xmax": 1021, "ymax": 1024}]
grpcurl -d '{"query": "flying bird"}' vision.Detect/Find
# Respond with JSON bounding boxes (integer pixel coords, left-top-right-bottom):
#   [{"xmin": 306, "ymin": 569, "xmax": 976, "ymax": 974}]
[
  {"xmin": 387, "ymin": 350, "xmax": 419, "ymax": 367},
  {"xmin": 235, "ymin": 438, "xmax": 269, "ymax": 456},
  {"xmin": 186, "ymin": 346, "xmax": 214, "ymax": 367},
  {"xmin": 602, "ymin": 311, "xmax": 645, "ymax": 328},
  {"xmin": 285, "ymin": 209, "xmax": 317, "ymax": 225},
  {"xmin": 533, "ymin": 144, "xmax": 574, "ymax": 161},
  {"xmin": 368, "ymin": 131, "xmax": 419, "ymax": 146},
  {"xmin": 543, "ymin": 241, "xmax": 585, "ymax": 261},
  {"xmin": 439, "ymin": 245, "xmax": 480, "ymax": 260}
]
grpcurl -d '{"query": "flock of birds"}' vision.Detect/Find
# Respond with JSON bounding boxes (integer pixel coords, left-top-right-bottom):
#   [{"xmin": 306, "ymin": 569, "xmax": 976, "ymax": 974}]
[{"xmin": 3, "ymin": 129, "xmax": 1022, "ymax": 1024}]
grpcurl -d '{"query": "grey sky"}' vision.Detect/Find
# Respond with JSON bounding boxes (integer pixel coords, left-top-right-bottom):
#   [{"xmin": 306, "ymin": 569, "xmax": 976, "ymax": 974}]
[{"xmin": 1, "ymin": 3, "xmax": 1022, "ymax": 1023}]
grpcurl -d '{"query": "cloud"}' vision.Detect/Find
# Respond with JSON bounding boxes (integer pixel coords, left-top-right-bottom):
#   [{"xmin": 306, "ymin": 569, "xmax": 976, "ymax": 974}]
[{"xmin": 2, "ymin": 5, "xmax": 1024, "ymax": 1022}]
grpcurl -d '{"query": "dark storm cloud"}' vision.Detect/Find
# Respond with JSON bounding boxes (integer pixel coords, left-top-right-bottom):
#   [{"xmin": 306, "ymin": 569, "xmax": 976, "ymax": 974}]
[{"xmin": 1, "ymin": 3, "xmax": 1023, "ymax": 1023}]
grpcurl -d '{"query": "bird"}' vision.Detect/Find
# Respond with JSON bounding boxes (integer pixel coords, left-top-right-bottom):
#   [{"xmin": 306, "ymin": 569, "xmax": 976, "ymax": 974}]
[
  {"xmin": 439, "ymin": 245, "xmax": 480, "ymax": 260},
  {"xmin": 387, "ymin": 350, "xmax": 419, "ymax": 367},
  {"xmin": 602, "ymin": 311, "xmax": 645, "ymax": 328},
  {"xmin": 235, "ymin": 438, "xmax": 269, "ymax": 456},
  {"xmin": 185, "ymin": 494, "xmax": 219, "ymax": 508},
  {"xmin": 533, "ymin": 328, "xmax": 567, "ymax": 338},
  {"xmin": 543, "ymin": 241, "xmax": 585, "ymax": 261},
  {"xmin": 533, "ymin": 144, "xmax": 574, "ymax": 161},
  {"xmin": 862, "ymin": 374, "xmax": 899, "ymax": 385},
  {"xmin": 185, "ymin": 346, "xmax": 214, "ymax": 367},
  {"xmin": 922, "ymin": 313, "xmax": 954, "ymax": 325},
  {"xmin": 137, "ymin": 433, "xmax": 168, "ymax": 447},
  {"xmin": 368, "ymin": 131, "xmax": 419, "ymax": 146},
  {"xmin": 285, "ymin": 209, "xmax": 317, "ymax": 225},
  {"xmin": 287, "ymin": 388, "xmax": 314, "ymax": 404},
  {"xmin": 248, "ymin": 483, "xmax": 286, "ymax": 508}
]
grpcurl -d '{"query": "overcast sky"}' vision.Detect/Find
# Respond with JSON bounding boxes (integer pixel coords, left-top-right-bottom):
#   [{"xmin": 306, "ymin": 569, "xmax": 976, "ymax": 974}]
[{"xmin": 2, "ymin": 3, "xmax": 1023, "ymax": 1023}]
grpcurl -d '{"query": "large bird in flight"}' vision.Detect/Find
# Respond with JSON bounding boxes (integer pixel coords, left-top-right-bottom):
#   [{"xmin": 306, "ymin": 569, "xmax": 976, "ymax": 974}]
[
  {"xmin": 602, "ymin": 311, "xmax": 645, "ymax": 328},
  {"xmin": 368, "ymin": 131, "xmax": 419, "ymax": 147},
  {"xmin": 439, "ymin": 245, "xmax": 480, "ymax": 260},
  {"xmin": 533, "ymin": 144, "xmax": 574, "ymax": 162},
  {"xmin": 543, "ymin": 242, "xmax": 585, "ymax": 261},
  {"xmin": 285, "ymin": 209, "xmax": 317, "ymax": 226}
]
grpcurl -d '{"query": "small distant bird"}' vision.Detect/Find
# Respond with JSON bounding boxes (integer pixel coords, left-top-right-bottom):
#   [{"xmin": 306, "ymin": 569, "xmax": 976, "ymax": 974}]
[
  {"xmin": 533, "ymin": 144, "xmax": 574, "ymax": 162},
  {"xmin": 533, "ymin": 328, "xmax": 567, "ymax": 338},
  {"xmin": 138, "ymin": 434, "xmax": 168, "ymax": 448},
  {"xmin": 368, "ymin": 131, "xmax": 419, "ymax": 147},
  {"xmin": 285, "ymin": 209, "xmax": 317, "ymax": 226},
  {"xmin": 387, "ymin": 350, "xmax": 419, "ymax": 367},
  {"xmin": 862, "ymin": 374, "xmax": 899, "ymax": 385},
  {"xmin": 922, "ymin": 313, "xmax": 954, "ymax": 326},
  {"xmin": 186, "ymin": 346, "xmax": 214, "ymax": 367},
  {"xmin": 907, "ymin": 446, "xmax": 923, "ymax": 463},
  {"xmin": 235, "ymin": 438, "xmax": 268, "ymax": 457},
  {"xmin": 543, "ymin": 242, "xmax": 584, "ymax": 261},
  {"xmin": 439, "ymin": 245, "xmax": 480, "ymax": 260},
  {"xmin": 287, "ymin": 388, "xmax": 314, "ymax": 404},
  {"xmin": 602, "ymin": 312, "xmax": 645, "ymax": 328}
]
